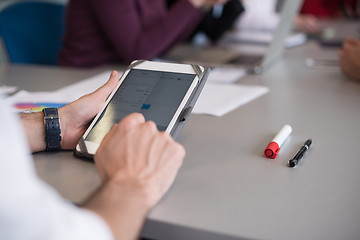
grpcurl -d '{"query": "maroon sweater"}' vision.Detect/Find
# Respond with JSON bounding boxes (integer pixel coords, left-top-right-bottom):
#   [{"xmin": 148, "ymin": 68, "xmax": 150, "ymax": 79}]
[{"xmin": 58, "ymin": 0, "xmax": 204, "ymax": 67}]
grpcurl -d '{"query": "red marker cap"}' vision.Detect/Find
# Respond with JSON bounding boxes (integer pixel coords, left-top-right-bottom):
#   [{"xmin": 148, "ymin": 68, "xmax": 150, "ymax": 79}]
[
  {"xmin": 264, "ymin": 141, "xmax": 280, "ymax": 159},
  {"xmin": 264, "ymin": 125, "xmax": 292, "ymax": 159}
]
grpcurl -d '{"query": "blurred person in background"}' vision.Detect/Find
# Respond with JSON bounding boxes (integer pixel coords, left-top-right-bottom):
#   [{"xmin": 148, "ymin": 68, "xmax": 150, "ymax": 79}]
[
  {"xmin": 59, "ymin": 0, "xmax": 244, "ymax": 68},
  {"xmin": 299, "ymin": 0, "xmax": 360, "ymax": 81},
  {"xmin": 296, "ymin": 0, "xmax": 359, "ymax": 33},
  {"xmin": 235, "ymin": 0, "xmax": 323, "ymax": 34},
  {"xmin": 300, "ymin": 0, "xmax": 359, "ymax": 19}
]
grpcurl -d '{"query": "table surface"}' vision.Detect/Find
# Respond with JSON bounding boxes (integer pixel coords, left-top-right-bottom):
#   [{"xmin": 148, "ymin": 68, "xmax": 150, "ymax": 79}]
[{"xmin": 1, "ymin": 21, "xmax": 360, "ymax": 240}]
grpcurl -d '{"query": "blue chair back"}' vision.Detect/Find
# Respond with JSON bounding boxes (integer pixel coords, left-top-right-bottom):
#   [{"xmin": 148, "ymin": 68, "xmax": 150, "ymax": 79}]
[{"xmin": 0, "ymin": 1, "xmax": 65, "ymax": 65}]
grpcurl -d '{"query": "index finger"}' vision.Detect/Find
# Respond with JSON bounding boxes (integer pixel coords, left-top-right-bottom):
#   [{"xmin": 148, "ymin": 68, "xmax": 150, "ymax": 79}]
[
  {"xmin": 116, "ymin": 113, "xmax": 146, "ymax": 134},
  {"xmin": 100, "ymin": 113, "xmax": 145, "ymax": 145}
]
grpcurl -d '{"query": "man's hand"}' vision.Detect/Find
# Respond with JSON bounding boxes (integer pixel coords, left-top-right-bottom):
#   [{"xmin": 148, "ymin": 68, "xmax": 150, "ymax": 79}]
[
  {"xmin": 95, "ymin": 113, "xmax": 185, "ymax": 207},
  {"xmin": 294, "ymin": 14, "xmax": 323, "ymax": 34},
  {"xmin": 59, "ymin": 71, "xmax": 119, "ymax": 149},
  {"xmin": 21, "ymin": 71, "xmax": 119, "ymax": 152},
  {"xmin": 338, "ymin": 38, "xmax": 360, "ymax": 81},
  {"xmin": 84, "ymin": 113, "xmax": 185, "ymax": 240}
]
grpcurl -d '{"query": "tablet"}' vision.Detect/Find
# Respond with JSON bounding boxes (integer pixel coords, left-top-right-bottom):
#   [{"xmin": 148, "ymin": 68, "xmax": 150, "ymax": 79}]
[{"xmin": 75, "ymin": 60, "xmax": 209, "ymax": 159}]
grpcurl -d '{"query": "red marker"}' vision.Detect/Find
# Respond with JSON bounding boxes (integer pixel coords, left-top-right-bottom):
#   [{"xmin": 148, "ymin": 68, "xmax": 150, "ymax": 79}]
[{"xmin": 264, "ymin": 125, "xmax": 292, "ymax": 159}]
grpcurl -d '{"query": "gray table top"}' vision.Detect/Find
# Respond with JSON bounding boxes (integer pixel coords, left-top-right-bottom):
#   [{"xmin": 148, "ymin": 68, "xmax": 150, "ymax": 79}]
[{"xmin": 1, "ymin": 25, "xmax": 360, "ymax": 240}]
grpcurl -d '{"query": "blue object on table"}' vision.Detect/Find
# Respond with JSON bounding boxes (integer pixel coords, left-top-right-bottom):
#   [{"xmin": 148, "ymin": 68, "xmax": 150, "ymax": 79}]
[{"xmin": 0, "ymin": 1, "xmax": 65, "ymax": 65}]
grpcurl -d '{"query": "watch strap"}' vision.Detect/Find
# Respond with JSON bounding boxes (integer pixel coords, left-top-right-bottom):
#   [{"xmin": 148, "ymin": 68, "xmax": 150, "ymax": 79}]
[{"xmin": 43, "ymin": 108, "xmax": 61, "ymax": 151}]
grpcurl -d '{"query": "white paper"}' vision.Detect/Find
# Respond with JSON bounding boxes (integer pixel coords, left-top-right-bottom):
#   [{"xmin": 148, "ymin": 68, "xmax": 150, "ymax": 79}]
[
  {"xmin": 5, "ymin": 71, "xmax": 117, "ymax": 110},
  {"xmin": 7, "ymin": 90, "xmax": 74, "ymax": 104},
  {"xmin": 193, "ymin": 83, "xmax": 269, "ymax": 117},
  {"xmin": 6, "ymin": 70, "xmax": 268, "ymax": 117},
  {"xmin": 225, "ymin": 31, "xmax": 274, "ymax": 44},
  {"xmin": 0, "ymin": 85, "xmax": 18, "ymax": 95},
  {"xmin": 54, "ymin": 71, "xmax": 114, "ymax": 100},
  {"xmin": 207, "ymin": 67, "xmax": 247, "ymax": 84},
  {"xmin": 224, "ymin": 31, "xmax": 307, "ymax": 48}
]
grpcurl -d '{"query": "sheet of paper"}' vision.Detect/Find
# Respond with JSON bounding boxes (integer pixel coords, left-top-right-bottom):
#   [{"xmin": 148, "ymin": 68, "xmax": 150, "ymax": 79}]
[
  {"xmin": 224, "ymin": 31, "xmax": 307, "ymax": 48},
  {"xmin": 6, "ymin": 70, "xmax": 268, "ymax": 117},
  {"xmin": 5, "ymin": 71, "xmax": 116, "ymax": 111},
  {"xmin": 0, "ymin": 85, "xmax": 18, "ymax": 95},
  {"xmin": 207, "ymin": 67, "xmax": 247, "ymax": 84},
  {"xmin": 54, "ymin": 71, "xmax": 114, "ymax": 99},
  {"xmin": 193, "ymin": 82, "xmax": 269, "ymax": 117}
]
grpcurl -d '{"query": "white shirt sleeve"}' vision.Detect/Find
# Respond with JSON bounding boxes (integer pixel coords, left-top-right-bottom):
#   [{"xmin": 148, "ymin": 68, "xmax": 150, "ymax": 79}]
[{"xmin": 0, "ymin": 96, "xmax": 114, "ymax": 240}]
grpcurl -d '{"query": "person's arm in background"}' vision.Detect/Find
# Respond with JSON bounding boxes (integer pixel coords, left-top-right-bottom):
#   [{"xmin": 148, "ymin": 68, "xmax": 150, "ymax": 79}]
[
  {"xmin": 89, "ymin": 0, "xmax": 225, "ymax": 63},
  {"xmin": 16, "ymin": 71, "xmax": 185, "ymax": 240},
  {"xmin": 338, "ymin": 38, "xmax": 360, "ymax": 81},
  {"xmin": 193, "ymin": 0, "xmax": 245, "ymax": 42},
  {"xmin": 275, "ymin": 0, "xmax": 323, "ymax": 34},
  {"xmin": 293, "ymin": 14, "xmax": 323, "ymax": 34}
]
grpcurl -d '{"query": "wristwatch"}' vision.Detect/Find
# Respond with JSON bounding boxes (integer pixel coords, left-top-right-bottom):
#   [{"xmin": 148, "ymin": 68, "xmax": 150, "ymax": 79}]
[{"xmin": 43, "ymin": 108, "xmax": 62, "ymax": 151}]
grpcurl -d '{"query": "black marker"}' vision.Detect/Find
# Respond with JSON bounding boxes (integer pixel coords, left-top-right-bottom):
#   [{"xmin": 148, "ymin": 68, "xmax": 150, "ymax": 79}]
[{"xmin": 288, "ymin": 139, "xmax": 312, "ymax": 168}]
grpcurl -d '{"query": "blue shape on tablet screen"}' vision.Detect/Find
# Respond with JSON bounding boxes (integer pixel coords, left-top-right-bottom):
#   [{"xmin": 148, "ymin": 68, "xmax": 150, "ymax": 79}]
[{"xmin": 141, "ymin": 104, "xmax": 151, "ymax": 109}]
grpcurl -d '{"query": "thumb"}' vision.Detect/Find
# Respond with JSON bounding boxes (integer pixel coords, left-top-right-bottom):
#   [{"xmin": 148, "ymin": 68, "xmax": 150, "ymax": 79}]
[{"xmin": 92, "ymin": 71, "xmax": 119, "ymax": 101}]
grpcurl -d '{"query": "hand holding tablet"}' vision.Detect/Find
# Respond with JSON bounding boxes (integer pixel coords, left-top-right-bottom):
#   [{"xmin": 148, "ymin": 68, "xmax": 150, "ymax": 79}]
[{"xmin": 75, "ymin": 60, "xmax": 209, "ymax": 159}]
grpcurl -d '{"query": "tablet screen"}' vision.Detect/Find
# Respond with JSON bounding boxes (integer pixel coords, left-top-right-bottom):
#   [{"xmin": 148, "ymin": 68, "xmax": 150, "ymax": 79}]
[{"xmin": 85, "ymin": 69, "xmax": 196, "ymax": 144}]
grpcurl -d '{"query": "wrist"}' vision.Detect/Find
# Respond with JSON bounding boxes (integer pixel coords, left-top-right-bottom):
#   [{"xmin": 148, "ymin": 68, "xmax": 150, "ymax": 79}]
[
  {"xmin": 107, "ymin": 177, "xmax": 155, "ymax": 210},
  {"xmin": 20, "ymin": 111, "xmax": 46, "ymax": 152},
  {"xmin": 83, "ymin": 179, "xmax": 151, "ymax": 240},
  {"xmin": 57, "ymin": 107, "xmax": 67, "ymax": 149}
]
